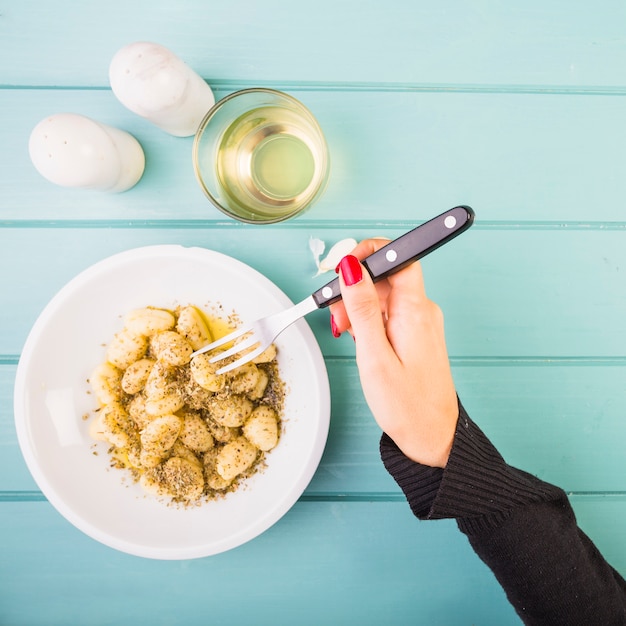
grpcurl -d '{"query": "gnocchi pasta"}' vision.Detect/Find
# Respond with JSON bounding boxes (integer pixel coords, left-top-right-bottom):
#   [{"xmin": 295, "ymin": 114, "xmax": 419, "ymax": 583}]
[{"xmin": 88, "ymin": 305, "xmax": 284, "ymax": 504}]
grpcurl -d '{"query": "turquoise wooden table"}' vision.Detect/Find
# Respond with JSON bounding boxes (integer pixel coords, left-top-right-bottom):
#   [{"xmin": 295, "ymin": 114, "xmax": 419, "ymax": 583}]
[{"xmin": 1, "ymin": 2, "xmax": 625, "ymax": 624}]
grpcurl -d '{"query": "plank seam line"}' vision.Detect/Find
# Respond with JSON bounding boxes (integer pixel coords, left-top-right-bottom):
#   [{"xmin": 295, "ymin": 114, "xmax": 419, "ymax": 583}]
[
  {"xmin": 450, "ymin": 357, "xmax": 626, "ymax": 366},
  {"xmin": 300, "ymin": 492, "xmax": 626, "ymax": 501},
  {"xmin": 3, "ymin": 355, "xmax": 626, "ymax": 366},
  {"xmin": 1, "ymin": 220, "xmax": 626, "ymax": 231},
  {"xmin": 2, "ymin": 491, "xmax": 625, "ymax": 503},
  {"xmin": 5, "ymin": 81, "xmax": 626, "ymax": 97},
  {"xmin": 325, "ymin": 356, "xmax": 626, "ymax": 366}
]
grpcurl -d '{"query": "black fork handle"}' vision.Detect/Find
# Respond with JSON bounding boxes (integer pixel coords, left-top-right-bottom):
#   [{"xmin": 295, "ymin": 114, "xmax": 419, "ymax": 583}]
[{"xmin": 311, "ymin": 205, "xmax": 475, "ymax": 309}]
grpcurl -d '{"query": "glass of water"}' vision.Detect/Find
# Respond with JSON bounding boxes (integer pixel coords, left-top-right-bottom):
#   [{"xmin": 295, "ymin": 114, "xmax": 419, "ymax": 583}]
[{"xmin": 193, "ymin": 88, "xmax": 330, "ymax": 224}]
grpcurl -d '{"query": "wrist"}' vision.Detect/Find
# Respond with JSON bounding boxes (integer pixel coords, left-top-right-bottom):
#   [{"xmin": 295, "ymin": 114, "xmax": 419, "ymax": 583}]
[{"xmin": 386, "ymin": 397, "xmax": 459, "ymax": 468}]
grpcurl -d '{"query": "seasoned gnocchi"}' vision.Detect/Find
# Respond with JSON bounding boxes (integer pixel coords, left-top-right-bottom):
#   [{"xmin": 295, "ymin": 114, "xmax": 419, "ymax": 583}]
[
  {"xmin": 150, "ymin": 331, "xmax": 193, "ymax": 366},
  {"xmin": 106, "ymin": 329, "xmax": 148, "ymax": 370},
  {"xmin": 121, "ymin": 358, "xmax": 154, "ymax": 395},
  {"xmin": 90, "ymin": 362, "xmax": 123, "ymax": 405},
  {"xmin": 215, "ymin": 436, "xmax": 258, "ymax": 482},
  {"xmin": 88, "ymin": 304, "xmax": 284, "ymax": 504},
  {"xmin": 176, "ymin": 305, "xmax": 213, "ymax": 350},
  {"xmin": 124, "ymin": 307, "xmax": 176, "ymax": 336},
  {"xmin": 243, "ymin": 406, "xmax": 280, "ymax": 452}
]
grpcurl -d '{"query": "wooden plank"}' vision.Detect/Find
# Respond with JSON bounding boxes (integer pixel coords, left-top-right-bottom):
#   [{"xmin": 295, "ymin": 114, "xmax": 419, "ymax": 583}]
[
  {"xmin": 0, "ymin": 500, "xmax": 524, "ymax": 626},
  {"xmin": 0, "ymin": 228, "xmax": 624, "ymax": 358},
  {"xmin": 4, "ymin": 361, "xmax": 625, "ymax": 493},
  {"xmin": 454, "ymin": 363, "xmax": 626, "ymax": 493},
  {"xmin": 313, "ymin": 360, "xmax": 626, "ymax": 494},
  {"xmin": 1, "ymin": 497, "xmax": 623, "ymax": 625},
  {"xmin": 1, "ymin": 2, "xmax": 626, "ymax": 88},
  {"xmin": 315, "ymin": 359, "xmax": 626, "ymax": 494},
  {"xmin": 570, "ymin": 494, "xmax": 626, "ymax": 575},
  {"xmin": 3, "ymin": 88, "xmax": 626, "ymax": 222},
  {"xmin": 0, "ymin": 362, "xmax": 39, "ymax": 492}
]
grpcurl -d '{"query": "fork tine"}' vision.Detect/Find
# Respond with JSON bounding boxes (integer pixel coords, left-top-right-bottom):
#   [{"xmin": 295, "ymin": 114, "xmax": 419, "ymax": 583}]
[
  {"xmin": 191, "ymin": 324, "xmax": 251, "ymax": 357},
  {"xmin": 215, "ymin": 343, "xmax": 268, "ymax": 375},
  {"xmin": 208, "ymin": 332, "xmax": 261, "ymax": 363}
]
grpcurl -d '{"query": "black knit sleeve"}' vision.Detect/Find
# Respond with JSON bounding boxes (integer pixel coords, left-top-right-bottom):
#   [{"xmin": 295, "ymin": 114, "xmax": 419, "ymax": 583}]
[
  {"xmin": 380, "ymin": 400, "xmax": 626, "ymax": 625},
  {"xmin": 379, "ymin": 434, "xmax": 443, "ymax": 519}
]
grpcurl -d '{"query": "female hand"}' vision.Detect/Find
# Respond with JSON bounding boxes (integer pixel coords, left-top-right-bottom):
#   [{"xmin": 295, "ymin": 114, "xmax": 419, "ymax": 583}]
[{"xmin": 330, "ymin": 239, "xmax": 459, "ymax": 468}]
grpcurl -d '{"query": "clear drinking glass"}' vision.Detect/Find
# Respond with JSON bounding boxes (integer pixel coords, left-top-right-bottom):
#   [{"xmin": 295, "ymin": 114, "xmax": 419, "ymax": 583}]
[{"xmin": 193, "ymin": 88, "xmax": 329, "ymax": 224}]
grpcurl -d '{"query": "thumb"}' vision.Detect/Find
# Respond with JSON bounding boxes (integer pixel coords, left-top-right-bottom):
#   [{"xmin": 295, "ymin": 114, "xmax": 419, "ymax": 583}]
[{"xmin": 337, "ymin": 255, "xmax": 390, "ymax": 357}]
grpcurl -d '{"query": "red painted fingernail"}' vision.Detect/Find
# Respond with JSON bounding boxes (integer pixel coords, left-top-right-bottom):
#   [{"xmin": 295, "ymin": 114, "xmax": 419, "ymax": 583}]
[
  {"xmin": 330, "ymin": 315, "xmax": 341, "ymax": 338},
  {"xmin": 338, "ymin": 255, "xmax": 363, "ymax": 286}
]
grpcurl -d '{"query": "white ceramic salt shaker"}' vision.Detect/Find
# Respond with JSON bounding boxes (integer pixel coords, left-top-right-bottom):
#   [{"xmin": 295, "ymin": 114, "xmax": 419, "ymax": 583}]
[
  {"xmin": 29, "ymin": 113, "xmax": 145, "ymax": 192},
  {"xmin": 109, "ymin": 42, "xmax": 215, "ymax": 137}
]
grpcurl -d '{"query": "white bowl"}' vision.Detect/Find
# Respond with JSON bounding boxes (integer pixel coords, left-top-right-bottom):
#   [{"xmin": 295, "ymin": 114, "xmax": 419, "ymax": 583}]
[{"xmin": 14, "ymin": 245, "xmax": 330, "ymax": 559}]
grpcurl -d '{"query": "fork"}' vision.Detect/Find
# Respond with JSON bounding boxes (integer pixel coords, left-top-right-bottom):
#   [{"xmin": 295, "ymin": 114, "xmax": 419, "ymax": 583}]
[{"xmin": 191, "ymin": 206, "xmax": 475, "ymax": 374}]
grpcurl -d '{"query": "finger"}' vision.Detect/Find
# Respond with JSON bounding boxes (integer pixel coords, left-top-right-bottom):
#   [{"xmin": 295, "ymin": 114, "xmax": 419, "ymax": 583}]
[
  {"xmin": 386, "ymin": 260, "xmax": 428, "ymax": 305},
  {"xmin": 336, "ymin": 255, "xmax": 393, "ymax": 361},
  {"xmin": 330, "ymin": 280, "xmax": 391, "ymax": 335},
  {"xmin": 349, "ymin": 237, "xmax": 390, "ymax": 261},
  {"xmin": 355, "ymin": 237, "xmax": 428, "ymax": 301},
  {"xmin": 330, "ymin": 236, "xmax": 426, "ymax": 336},
  {"xmin": 329, "ymin": 238, "xmax": 392, "ymax": 335},
  {"xmin": 382, "ymin": 262, "xmax": 431, "ymax": 355}
]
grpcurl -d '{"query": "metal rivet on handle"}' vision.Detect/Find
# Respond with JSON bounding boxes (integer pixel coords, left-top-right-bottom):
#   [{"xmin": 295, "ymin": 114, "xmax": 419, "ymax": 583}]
[
  {"xmin": 385, "ymin": 249, "xmax": 398, "ymax": 262},
  {"xmin": 322, "ymin": 286, "xmax": 333, "ymax": 299},
  {"xmin": 444, "ymin": 215, "xmax": 457, "ymax": 229}
]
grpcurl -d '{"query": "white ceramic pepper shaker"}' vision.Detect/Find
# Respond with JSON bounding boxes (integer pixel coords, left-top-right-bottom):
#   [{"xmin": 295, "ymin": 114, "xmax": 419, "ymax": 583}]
[
  {"xmin": 109, "ymin": 42, "xmax": 215, "ymax": 137},
  {"xmin": 28, "ymin": 113, "xmax": 145, "ymax": 192}
]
